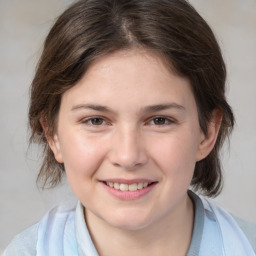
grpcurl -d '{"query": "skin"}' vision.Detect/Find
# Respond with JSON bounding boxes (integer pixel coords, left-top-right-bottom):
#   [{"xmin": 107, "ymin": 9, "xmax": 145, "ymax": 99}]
[{"xmin": 48, "ymin": 48, "xmax": 220, "ymax": 256}]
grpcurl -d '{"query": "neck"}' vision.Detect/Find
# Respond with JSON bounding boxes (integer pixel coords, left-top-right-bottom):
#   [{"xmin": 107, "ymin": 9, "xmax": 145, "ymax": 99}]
[{"xmin": 85, "ymin": 194, "xmax": 194, "ymax": 256}]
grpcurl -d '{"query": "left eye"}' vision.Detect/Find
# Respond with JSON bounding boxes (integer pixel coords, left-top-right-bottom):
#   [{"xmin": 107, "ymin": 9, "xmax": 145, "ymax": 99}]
[
  {"xmin": 148, "ymin": 117, "xmax": 173, "ymax": 125},
  {"xmin": 83, "ymin": 117, "xmax": 106, "ymax": 125}
]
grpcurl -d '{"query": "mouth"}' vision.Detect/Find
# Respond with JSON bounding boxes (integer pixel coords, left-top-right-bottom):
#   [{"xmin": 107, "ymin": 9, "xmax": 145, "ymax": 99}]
[
  {"xmin": 100, "ymin": 179, "xmax": 158, "ymax": 200},
  {"xmin": 103, "ymin": 181, "xmax": 155, "ymax": 191}
]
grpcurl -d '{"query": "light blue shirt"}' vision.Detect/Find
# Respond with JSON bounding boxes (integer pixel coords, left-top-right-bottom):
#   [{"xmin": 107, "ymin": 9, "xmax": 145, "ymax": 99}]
[{"xmin": 3, "ymin": 191, "xmax": 256, "ymax": 256}]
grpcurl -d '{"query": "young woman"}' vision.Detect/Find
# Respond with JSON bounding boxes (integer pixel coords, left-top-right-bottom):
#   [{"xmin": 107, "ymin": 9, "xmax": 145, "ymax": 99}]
[{"xmin": 3, "ymin": 0, "xmax": 255, "ymax": 255}]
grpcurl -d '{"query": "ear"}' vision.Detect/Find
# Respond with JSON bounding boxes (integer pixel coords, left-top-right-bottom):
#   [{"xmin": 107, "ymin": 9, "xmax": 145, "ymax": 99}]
[
  {"xmin": 40, "ymin": 118, "xmax": 64, "ymax": 163},
  {"xmin": 196, "ymin": 109, "xmax": 222, "ymax": 161},
  {"xmin": 47, "ymin": 134, "xmax": 64, "ymax": 163}
]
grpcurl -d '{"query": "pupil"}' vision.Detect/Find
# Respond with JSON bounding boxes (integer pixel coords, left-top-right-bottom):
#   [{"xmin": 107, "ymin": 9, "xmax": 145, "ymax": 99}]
[
  {"xmin": 92, "ymin": 118, "xmax": 103, "ymax": 125},
  {"xmin": 155, "ymin": 117, "xmax": 165, "ymax": 124}
]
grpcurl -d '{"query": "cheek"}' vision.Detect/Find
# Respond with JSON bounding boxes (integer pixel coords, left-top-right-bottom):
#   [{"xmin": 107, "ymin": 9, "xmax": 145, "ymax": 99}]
[
  {"xmin": 149, "ymin": 131, "xmax": 199, "ymax": 177},
  {"xmin": 59, "ymin": 132, "xmax": 107, "ymax": 178}
]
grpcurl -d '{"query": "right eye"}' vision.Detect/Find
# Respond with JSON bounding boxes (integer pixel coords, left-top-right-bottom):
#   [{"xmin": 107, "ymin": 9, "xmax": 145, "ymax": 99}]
[
  {"xmin": 146, "ymin": 116, "xmax": 175, "ymax": 126},
  {"xmin": 82, "ymin": 117, "xmax": 106, "ymax": 126}
]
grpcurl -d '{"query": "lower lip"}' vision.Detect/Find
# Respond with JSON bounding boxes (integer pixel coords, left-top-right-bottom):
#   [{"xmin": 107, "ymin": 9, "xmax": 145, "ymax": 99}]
[{"xmin": 102, "ymin": 182, "xmax": 157, "ymax": 200}]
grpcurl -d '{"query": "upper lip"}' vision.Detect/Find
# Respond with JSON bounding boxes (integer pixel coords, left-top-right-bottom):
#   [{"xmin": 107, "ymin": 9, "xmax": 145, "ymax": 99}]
[{"xmin": 101, "ymin": 178, "xmax": 157, "ymax": 185}]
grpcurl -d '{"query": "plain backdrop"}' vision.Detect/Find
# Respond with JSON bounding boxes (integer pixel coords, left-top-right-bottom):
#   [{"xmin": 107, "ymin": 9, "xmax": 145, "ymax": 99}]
[{"xmin": 0, "ymin": 0, "xmax": 256, "ymax": 251}]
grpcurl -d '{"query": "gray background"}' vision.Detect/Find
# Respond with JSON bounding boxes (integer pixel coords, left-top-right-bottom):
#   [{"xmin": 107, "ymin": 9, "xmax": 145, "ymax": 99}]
[{"xmin": 1, "ymin": 0, "xmax": 256, "ymax": 252}]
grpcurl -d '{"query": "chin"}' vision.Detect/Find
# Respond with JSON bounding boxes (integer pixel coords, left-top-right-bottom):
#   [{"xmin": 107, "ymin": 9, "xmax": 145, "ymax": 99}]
[
  {"xmin": 111, "ymin": 220, "xmax": 151, "ymax": 231},
  {"xmin": 105, "ymin": 210, "xmax": 153, "ymax": 231}
]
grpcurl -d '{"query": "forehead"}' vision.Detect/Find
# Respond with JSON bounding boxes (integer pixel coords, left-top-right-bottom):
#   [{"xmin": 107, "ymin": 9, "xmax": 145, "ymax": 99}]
[
  {"xmin": 61, "ymin": 48, "xmax": 196, "ymax": 112},
  {"xmin": 85, "ymin": 48, "xmax": 179, "ymax": 84}
]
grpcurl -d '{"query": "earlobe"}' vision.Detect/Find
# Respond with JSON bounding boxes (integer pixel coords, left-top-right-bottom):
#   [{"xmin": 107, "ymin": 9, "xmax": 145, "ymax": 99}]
[
  {"xmin": 196, "ymin": 110, "xmax": 222, "ymax": 161},
  {"xmin": 40, "ymin": 117, "xmax": 64, "ymax": 163},
  {"xmin": 48, "ymin": 134, "xmax": 64, "ymax": 163}
]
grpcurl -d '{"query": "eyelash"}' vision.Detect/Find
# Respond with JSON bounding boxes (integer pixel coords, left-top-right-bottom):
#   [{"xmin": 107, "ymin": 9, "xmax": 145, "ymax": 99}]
[
  {"xmin": 81, "ymin": 116, "xmax": 109, "ymax": 126},
  {"xmin": 81, "ymin": 116, "xmax": 174, "ymax": 127},
  {"xmin": 146, "ymin": 116, "xmax": 175, "ymax": 126}
]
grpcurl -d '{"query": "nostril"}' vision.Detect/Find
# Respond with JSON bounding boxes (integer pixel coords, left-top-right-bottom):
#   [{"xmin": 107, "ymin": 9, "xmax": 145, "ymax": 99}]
[{"xmin": 107, "ymin": 134, "xmax": 149, "ymax": 169}]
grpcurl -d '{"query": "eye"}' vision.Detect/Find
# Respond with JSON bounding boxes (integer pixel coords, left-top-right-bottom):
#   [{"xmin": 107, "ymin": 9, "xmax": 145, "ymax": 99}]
[
  {"xmin": 82, "ymin": 117, "xmax": 106, "ymax": 126},
  {"xmin": 147, "ymin": 116, "xmax": 174, "ymax": 126}
]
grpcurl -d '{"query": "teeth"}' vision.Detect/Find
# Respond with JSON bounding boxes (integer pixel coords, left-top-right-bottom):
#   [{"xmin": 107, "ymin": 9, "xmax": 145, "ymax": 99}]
[
  {"xmin": 143, "ymin": 182, "xmax": 148, "ymax": 188},
  {"xmin": 114, "ymin": 183, "xmax": 120, "ymax": 189},
  {"xmin": 128, "ymin": 183, "xmax": 138, "ymax": 191},
  {"xmin": 106, "ymin": 182, "xmax": 150, "ymax": 191},
  {"xmin": 120, "ymin": 184, "xmax": 128, "ymax": 191},
  {"xmin": 137, "ymin": 183, "xmax": 143, "ymax": 189},
  {"xmin": 108, "ymin": 182, "xmax": 114, "ymax": 188}
]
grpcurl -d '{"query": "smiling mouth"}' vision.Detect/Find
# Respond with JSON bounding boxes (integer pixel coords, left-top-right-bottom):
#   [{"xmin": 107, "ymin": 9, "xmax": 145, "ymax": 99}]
[{"xmin": 103, "ymin": 181, "xmax": 155, "ymax": 191}]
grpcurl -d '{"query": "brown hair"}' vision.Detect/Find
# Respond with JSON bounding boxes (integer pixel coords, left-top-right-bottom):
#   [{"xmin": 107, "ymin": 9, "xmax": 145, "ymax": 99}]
[{"xmin": 29, "ymin": 0, "xmax": 234, "ymax": 197}]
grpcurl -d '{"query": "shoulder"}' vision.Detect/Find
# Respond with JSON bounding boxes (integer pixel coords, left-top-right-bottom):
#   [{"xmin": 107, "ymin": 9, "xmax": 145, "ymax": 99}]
[
  {"xmin": 2, "ymin": 199, "xmax": 77, "ymax": 256},
  {"xmin": 2, "ymin": 224, "xmax": 38, "ymax": 256},
  {"xmin": 38, "ymin": 199, "xmax": 77, "ymax": 233},
  {"xmin": 232, "ymin": 215, "xmax": 256, "ymax": 253},
  {"xmin": 202, "ymin": 197, "xmax": 256, "ymax": 255}
]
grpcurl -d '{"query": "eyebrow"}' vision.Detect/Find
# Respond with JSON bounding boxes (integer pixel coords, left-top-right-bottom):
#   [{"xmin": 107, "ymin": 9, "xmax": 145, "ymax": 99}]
[
  {"xmin": 142, "ymin": 103, "xmax": 185, "ymax": 113},
  {"xmin": 71, "ymin": 103, "xmax": 185, "ymax": 113},
  {"xmin": 71, "ymin": 104, "xmax": 112, "ymax": 112}
]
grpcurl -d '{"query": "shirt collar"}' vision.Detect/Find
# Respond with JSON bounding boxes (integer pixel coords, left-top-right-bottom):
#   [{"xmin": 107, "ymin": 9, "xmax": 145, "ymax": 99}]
[{"xmin": 75, "ymin": 190, "xmax": 205, "ymax": 256}]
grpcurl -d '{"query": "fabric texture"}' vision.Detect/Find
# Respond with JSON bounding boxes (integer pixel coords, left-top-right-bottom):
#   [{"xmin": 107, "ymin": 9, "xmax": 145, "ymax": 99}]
[
  {"xmin": 2, "ymin": 192, "xmax": 255, "ymax": 256},
  {"xmin": 2, "ymin": 224, "xmax": 38, "ymax": 256},
  {"xmin": 232, "ymin": 215, "xmax": 256, "ymax": 253}
]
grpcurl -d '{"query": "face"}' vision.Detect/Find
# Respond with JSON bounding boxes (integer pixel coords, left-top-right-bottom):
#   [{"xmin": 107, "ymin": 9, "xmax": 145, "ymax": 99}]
[{"xmin": 49, "ymin": 48, "xmax": 212, "ymax": 231}]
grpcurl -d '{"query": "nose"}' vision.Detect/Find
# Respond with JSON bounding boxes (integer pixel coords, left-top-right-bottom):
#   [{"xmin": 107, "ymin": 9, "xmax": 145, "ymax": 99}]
[{"xmin": 108, "ymin": 126, "xmax": 148, "ymax": 170}]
